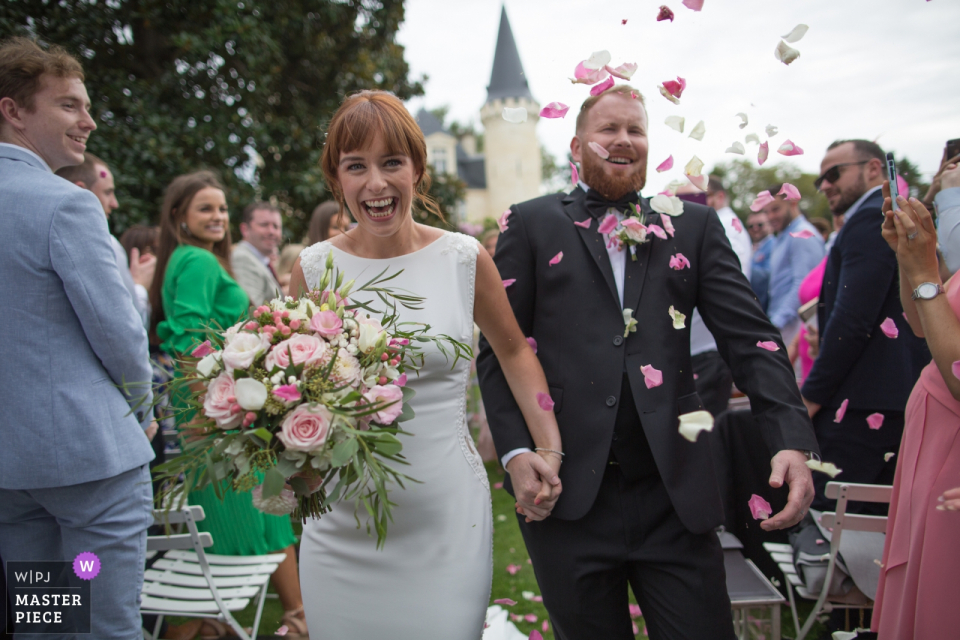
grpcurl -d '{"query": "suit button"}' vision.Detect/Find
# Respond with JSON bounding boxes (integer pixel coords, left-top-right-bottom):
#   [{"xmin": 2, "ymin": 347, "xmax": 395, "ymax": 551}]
[
  {"xmin": 612, "ymin": 335, "xmax": 624, "ymax": 346},
  {"xmin": 606, "ymin": 396, "xmax": 617, "ymax": 407}
]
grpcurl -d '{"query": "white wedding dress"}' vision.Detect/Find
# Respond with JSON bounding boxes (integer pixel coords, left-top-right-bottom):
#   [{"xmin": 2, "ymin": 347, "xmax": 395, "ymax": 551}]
[{"xmin": 298, "ymin": 232, "xmax": 493, "ymax": 639}]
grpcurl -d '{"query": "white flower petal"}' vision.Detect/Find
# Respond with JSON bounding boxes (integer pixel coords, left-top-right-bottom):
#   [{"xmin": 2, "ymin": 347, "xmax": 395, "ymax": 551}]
[
  {"xmin": 725, "ymin": 141, "xmax": 745, "ymax": 155},
  {"xmin": 745, "ymin": 133, "xmax": 761, "ymax": 145},
  {"xmin": 678, "ymin": 410, "xmax": 714, "ymax": 442},
  {"xmin": 235, "ymin": 378, "xmax": 268, "ymax": 411},
  {"xmin": 775, "ymin": 40, "xmax": 801, "ymax": 65},
  {"xmin": 688, "ymin": 120, "xmax": 706, "ymax": 141},
  {"xmin": 197, "ymin": 353, "xmax": 221, "ymax": 378},
  {"xmin": 583, "ymin": 50, "xmax": 612, "ymax": 70},
  {"xmin": 735, "ymin": 112, "xmax": 748, "ymax": 129},
  {"xmin": 684, "ymin": 155, "xmax": 704, "ymax": 177},
  {"xmin": 502, "ymin": 107, "xmax": 528, "ymax": 124},
  {"xmin": 806, "ymin": 459, "xmax": 843, "ymax": 478},
  {"xmin": 668, "ymin": 305, "xmax": 687, "ymax": 329},
  {"xmin": 765, "ymin": 124, "xmax": 779, "ymax": 137},
  {"xmin": 664, "ymin": 115, "xmax": 685, "ymax": 133},
  {"xmin": 781, "ymin": 24, "xmax": 809, "ymax": 43},
  {"xmin": 650, "ymin": 194, "xmax": 685, "ymax": 216}
]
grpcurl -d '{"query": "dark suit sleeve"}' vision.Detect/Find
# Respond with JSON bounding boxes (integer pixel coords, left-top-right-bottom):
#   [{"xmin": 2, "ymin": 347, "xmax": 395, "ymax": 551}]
[
  {"xmin": 694, "ymin": 210, "xmax": 819, "ymax": 456},
  {"xmin": 801, "ymin": 206, "xmax": 897, "ymax": 406},
  {"xmin": 476, "ymin": 205, "xmax": 536, "ymax": 459}
]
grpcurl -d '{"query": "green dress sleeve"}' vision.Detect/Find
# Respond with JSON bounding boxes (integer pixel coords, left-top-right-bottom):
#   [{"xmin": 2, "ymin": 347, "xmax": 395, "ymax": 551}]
[{"xmin": 159, "ymin": 248, "xmax": 226, "ymax": 355}]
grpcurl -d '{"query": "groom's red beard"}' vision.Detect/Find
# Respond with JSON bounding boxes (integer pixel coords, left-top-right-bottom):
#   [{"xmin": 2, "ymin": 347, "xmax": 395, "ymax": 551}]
[{"xmin": 580, "ymin": 152, "xmax": 647, "ymax": 201}]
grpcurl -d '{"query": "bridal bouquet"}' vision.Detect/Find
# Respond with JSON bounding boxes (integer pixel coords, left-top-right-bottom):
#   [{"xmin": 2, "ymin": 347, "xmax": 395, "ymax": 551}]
[{"xmin": 154, "ymin": 252, "xmax": 470, "ymax": 547}]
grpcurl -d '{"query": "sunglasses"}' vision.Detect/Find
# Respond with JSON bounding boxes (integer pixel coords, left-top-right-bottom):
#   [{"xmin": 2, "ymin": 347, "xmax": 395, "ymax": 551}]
[{"xmin": 814, "ymin": 161, "xmax": 868, "ymax": 190}]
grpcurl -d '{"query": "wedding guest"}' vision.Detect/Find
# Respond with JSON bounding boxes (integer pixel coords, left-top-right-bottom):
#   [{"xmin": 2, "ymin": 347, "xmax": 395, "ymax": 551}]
[
  {"xmin": 277, "ymin": 243, "xmax": 304, "ymax": 294},
  {"xmin": 747, "ymin": 211, "xmax": 771, "ymax": 248},
  {"xmin": 763, "ymin": 185, "xmax": 825, "ymax": 347},
  {"xmin": 825, "ymin": 212, "xmax": 845, "ymax": 252},
  {"xmin": 872, "ymin": 185, "xmax": 960, "ymax": 638},
  {"xmin": 801, "ymin": 140, "xmax": 929, "ymax": 515},
  {"xmin": 795, "ymin": 257, "xmax": 827, "ymax": 383},
  {"xmin": 749, "ymin": 212, "xmax": 775, "ymax": 312},
  {"xmin": 232, "ymin": 201, "xmax": 283, "ymax": 307},
  {"xmin": 56, "ymin": 152, "xmax": 155, "ymax": 327},
  {"xmin": 924, "ymin": 154, "xmax": 960, "ymax": 274},
  {"xmin": 481, "ymin": 228, "xmax": 499, "ymax": 257},
  {"xmin": 151, "ymin": 171, "xmax": 308, "ymax": 638},
  {"xmin": 306, "ymin": 200, "xmax": 348, "ymax": 245},
  {"xmin": 810, "ymin": 217, "xmax": 831, "ymax": 243},
  {"xmin": 0, "ymin": 37, "xmax": 156, "ymax": 639}
]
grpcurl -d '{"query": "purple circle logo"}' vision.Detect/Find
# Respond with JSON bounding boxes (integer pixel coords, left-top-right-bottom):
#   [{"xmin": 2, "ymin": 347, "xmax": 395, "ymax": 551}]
[{"xmin": 73, "ymin": 552, "xmax": 101, "ymax": 580}]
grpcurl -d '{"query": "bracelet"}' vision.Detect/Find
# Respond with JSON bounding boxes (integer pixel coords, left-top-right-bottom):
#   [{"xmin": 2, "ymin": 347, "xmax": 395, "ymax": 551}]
[{"xmin": 535, "ymin": 448, "xmax": 565, "ymax": 459}]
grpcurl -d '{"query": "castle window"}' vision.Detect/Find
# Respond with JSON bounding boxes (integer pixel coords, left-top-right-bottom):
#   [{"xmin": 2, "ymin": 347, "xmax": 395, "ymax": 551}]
[{"xmin": 433, "ymin": 148, "xmax": 447, "ymax": 174}]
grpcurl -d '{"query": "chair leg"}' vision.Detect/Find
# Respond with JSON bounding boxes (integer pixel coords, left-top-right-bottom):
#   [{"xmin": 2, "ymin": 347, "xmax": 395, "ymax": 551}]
[
  {"xmin": 250, "ymin": 581, "xmax": 269, "ymax": 638},
  {"xmin": 785, "ymin": 581, "xmax": 801, "ymax": 639},
  {"xmin": 772, "ymin": 603, "xmax": 781, "ymax": 640}
]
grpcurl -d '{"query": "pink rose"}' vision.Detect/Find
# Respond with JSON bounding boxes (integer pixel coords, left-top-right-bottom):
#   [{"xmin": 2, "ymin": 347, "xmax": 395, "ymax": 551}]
[
  {"xmin": 309, "ymin": 310, "xmax": 343, "ymax": 338},
  {"xmin": 265, "ymin": 334, "xmax": 329, "ymax": 372},
  {"xmin": 203, "ymin": 373, "xmax": 241, "ymax": 429},
  {"xmin": 278, "ymin": 404, "xmax": 332, "ymax": 452},
  {"xmin": 364, "ymin": 385, "xmax": 404, "ymax": 425}
]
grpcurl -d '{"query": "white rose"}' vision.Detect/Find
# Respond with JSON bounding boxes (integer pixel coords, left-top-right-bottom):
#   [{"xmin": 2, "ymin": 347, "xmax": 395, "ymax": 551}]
[
  {"xmin": 221, "ymin": 332, "xmax": 269, "ymax": 371},
  {"xmin": 357, "ymin": 323, "xmax": 385, "ymax": 354},
  {"xmin": 197, "ymin": 353, "xmax": 221, "ymax": 377},
  {"xmin": 235, "ymin": 378, "xmax": 268, "ymax": 410},
  {"xmin": 222, "ymin": 321, "xmax": 245, "ymax": 347}
]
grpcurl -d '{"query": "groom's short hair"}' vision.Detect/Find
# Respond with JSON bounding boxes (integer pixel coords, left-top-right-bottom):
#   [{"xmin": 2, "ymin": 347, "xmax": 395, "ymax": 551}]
[
  {"xmin": 575, "ymin": 84, "xmax": 645, "ymax": 135},
  {"xmin": 0, "ymin": 37, "xmax": 84, "ymax": 112}
]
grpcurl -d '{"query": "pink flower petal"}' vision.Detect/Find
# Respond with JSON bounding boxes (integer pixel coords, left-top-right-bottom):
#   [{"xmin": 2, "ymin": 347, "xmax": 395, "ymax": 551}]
[
  {"xmin": 539, "ymin": 102, "xmax": 569, "ymax": 119},
  {"xmin": 778, "ymin": 183, "xmax": 802, "ymax": 201},
  {"xmin": 395, "ymin": 373, "xmax": 407, "ymax": 387},
  {"xmin": 748, "ymin": 494, "xmax": 772, "ymax": 520},
  {"xmin": 834, "ymin": 399, "xmax": 849, "ymax": 423},
  {"xmin": 571, "ymin": 61, "xmax": 609, "ymax": 85},
  {"xmin": 570, "ymin": 161, "xmax": 579, "ymax": 186},
  {"xmin": 757, "ymin": 340, "xmax": 780, "ymax": 351},
  {"xmin": 506, "ymin": 564, "xmax": 521, "ymax": 575},
  {"xmin": 758, "ymin": 141, "xmax": 769, "ymax": 165},
  {"xmin": 777, "ymin": 140, "xmax": 804, "ymax": 156},
  {"xmin": 494, "ymin": 481, "xmax": 504, "ymax": 489},
  {"xmin": 524, "ymin": 614, "xmax": 538, "ymax": 623},
  {"xmin": 662, "ymin": 77, "xmax": 687, "ymax": 98},
  {"xmin": 731, "ymin": 217, "xmax": 743, "ymax": 233},
  {"xmin": 574, "ymin": 218, "xmax": 592, "ymax": 229},
  {"xmin": 682, "ymin": 0, "xmax": 704, "ymax": 10},
  {"xmin": 789, "ymin": 229, "xmax": 815, "ymax": 239},
  {"xmin": 590, "ymin": 75, "xmax": 615, "ymax": 96},
  {"xmin": 669, "ymin": 253, "xmax": 691, "ymax": 270},
  {"xmin": 494, "ymin": 598, "xmax": 517, "ymax": 606},
  {"xmin": 880, "ymin": 317, "xmax": 899, "ymax": 339},
  {"xmin": 867, "ymin": 413, "xmax": 885, "ymax": 430},
  {"xmin": 191, "ymin": 340, "xmax": 215, "ymax": 358},
  {"xmin": 502, "ymin": 278, "xmax": 516, "ymax": 288},
  {"xmin": 629, "ymin": 604, "xmax": 642, "ymax": 618},
  {"xmin": 657, "ymin": 5, "xmax": 675, "ymax": 21},
  {"xmin": 273, "ymin": 384, "xmax": 302, "ymax": 402},
  {"xmin": 633, "ymin": 622, "xmax": 640, "ymax": 635},
  {"xmin": 897, "ymin": 174, "xmax": 910, "ymax": 202},
  {"xmin": 598, "ymin": 214, "xmax": 619, "ymax": 235},
  {"xmin": 687, "ymin": 173, "xmax": 708, "ymax": 191},
  {"xmin": 662, "ymin": 215, "xmax": 676, "ymax": 237},
  {"xmin": 542, "ymin": 620, "xmax": 549, "ymax": 632},
  {"xmin": 604, "ymin": 62, "xmax": 638, "ymax": 80},
  {"xmin": 656, "ymin": 155, "xmax": 674, "ymax": 173},
  {"xmin": 498, "ymin": 209, "xmax": 512, "ymax": 232},
  {"xmin": 526, "ymin": 337, "xmax": 538, "ymax": 353},
  {"xmin": 647, "ymin": 224, "xmax": 667, "ymax": 240},
  {"xmin": 953, "ymin": 361, "xmax": 960, "ymax": 381},
  {"xmin": 510, "ymin": 613, "xmax": 523, "ymax": 622},
  {"xmin": 532, "ymin": 595, "xmax": 543, "ymax": 602},
  {"xmin": 641, "ymin": 364, "xmax": 663, "ymax": 388},
  {"xmin": 529, "ymin": 632, "xmax": 544, "ymax": 640},
  {"xmin": 587, "ymin": 141, "xmax": 610, "ymax": 160},
  {"xmin": 536, "ymin": 392, "xmax": 555, "ymax": 411},
  {"xmin": 549, "ymin": 251, "xmax": 563, "ymax": 266}
]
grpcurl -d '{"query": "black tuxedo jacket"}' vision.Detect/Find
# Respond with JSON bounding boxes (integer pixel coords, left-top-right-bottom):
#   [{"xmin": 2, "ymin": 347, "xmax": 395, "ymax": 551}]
[
  {"xmin": 477, "ymin": 187, "xmax": 818, "ymax": 534},
  {"xmin": 801, "ymin": 189, "xmax": 929, "ymax": 411}
]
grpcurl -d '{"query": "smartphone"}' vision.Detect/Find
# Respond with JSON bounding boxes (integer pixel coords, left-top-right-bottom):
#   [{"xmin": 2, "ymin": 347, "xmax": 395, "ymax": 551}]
[
  {"xmin": 886, "ymin": 152, "xmax": 900, "ymax": 211},
  {"xmin": 946, "ymin": 138, "xmax": 960, "ymax": 162}
]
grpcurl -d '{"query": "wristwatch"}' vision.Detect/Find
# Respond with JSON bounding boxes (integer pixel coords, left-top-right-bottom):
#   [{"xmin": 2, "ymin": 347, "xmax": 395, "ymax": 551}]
[{"xmin": 912, "ymin": 282, "xmax": 944, "ymax": 301}]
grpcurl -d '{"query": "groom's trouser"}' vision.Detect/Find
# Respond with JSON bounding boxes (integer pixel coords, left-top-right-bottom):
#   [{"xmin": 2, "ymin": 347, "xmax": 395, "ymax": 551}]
[
  {"xmin": 0, "ymin": 464, "xmax": 154, "ymax": 640},
  {"xmin": 518, "ymin": 376, "xmax": 736, "ymax": 640}
]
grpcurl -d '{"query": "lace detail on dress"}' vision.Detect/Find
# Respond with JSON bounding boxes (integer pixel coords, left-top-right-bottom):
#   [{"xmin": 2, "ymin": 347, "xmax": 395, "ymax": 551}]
[
  {"xmin": 441, "ymin": 231, "xmax": 481, "ymax": 266},
  {"xmin": 298, "ymin": 242, "xmax": 332, "ymax": 290}
]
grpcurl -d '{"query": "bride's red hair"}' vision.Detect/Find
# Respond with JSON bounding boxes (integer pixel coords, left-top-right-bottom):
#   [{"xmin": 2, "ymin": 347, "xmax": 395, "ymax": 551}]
[{"xmin": 321, "ymin": 90, "xmax": 443, "ymax": 221}]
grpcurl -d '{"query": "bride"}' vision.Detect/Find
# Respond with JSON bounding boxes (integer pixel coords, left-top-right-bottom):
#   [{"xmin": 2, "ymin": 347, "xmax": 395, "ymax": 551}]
[{"xmin": 288, "ymin": 90, "xmax": 564, "ymax": 639}]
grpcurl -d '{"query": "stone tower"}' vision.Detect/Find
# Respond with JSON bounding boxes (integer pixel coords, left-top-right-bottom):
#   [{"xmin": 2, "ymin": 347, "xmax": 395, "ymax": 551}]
[{"xmin": 479, "ymin": 6, "xmax": 541, "ymax": 218}]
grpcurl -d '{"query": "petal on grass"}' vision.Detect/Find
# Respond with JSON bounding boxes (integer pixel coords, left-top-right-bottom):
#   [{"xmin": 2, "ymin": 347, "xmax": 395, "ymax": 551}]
[
  {"xmin": 806, "ymin": 459, "xmax": 843, "ymax": 478},
  {"xmin": 590, "ymin": 75, "xmax": 615, "ymax": 95},
  {"xmin": 880, "ymin": 317, "xmax": 899, "ymax": 338},
  {"xmin": 678, "ymin": 410, "xmax": 714, "ymax": 442},
  {"xmin": 778, "ymin": 139, "xmax": 804, "ymax": 156},
  {"xmin": 665, "ymin": 116, "xmax": 685, "ymax": 132},
  {"xmin": 536, "ymin": 392, "xmax": 555, "ymax": 411},
  {"xmin": 506, "ymin": 564, "xmax": 521, "ymax": 575},
  {"xmin": 641, "ymin": 364, "xmax": 664, "ymax": 389},
  {"xmin": 758, "ymin": 141, "xmax": 769, "ymax": 165},
  {"xmin": 834, "ymin": 399, "xmax": 849, "ymax": 423},
  {"xmin": 778, "ymin": 183, "xmax": 802, "ymax": 201},
  {"xmin": 757, "ymin": 340, "xmax": 780, "ymax": 351},
  {"xmin": 775, "ymin": 40, "xmax": 801, "ymax": 65},
  {"xmin": 494, "ymin": 599, "xmax": 517, "ymax": 606},
  {"xmin": 539, "ymin": 102, "xmax": 569, "ymax": 118},
  {"xmin": 502, "ymin": 107, "xmax": 528, "ymax": 124},
  {"xmin": 735, "ymin": 112, "xmax": 748, "ymax": 129},
  {"xmin": 748, "ymin": 494, "xmax": 772, "ymax": 520},
  {"xmin": 867, "ymin": 413, "xmax": 885, "ymax": 430},
  {"xmin": 750, "ymin": 190, "xmax": 775, "ymax": 212},
  {"xmin": 688, "ymin": 120, "xmax": 706, "ymax": 141},
  {"xmin": 726, "ymin": 141, "xmax": 745, "ymax": 155},
  {"xmin": 588, "ymin": 141, "xmax": 610, "ymax": 159},
  {"xmin": 656, "ymin": 155, "xmax": 674, "ymax": 172},
  {"xmin": 549, "ymin": 251, "xmax": 563, "ymax": 266},
  {"xmin": 781, "ymin": 24, "xmax": 809, "ymax": 43}
]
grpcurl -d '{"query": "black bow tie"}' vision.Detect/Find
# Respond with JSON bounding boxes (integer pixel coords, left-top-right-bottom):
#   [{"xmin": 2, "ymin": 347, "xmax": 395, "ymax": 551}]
[{"xmin": 584, "ymin": 189, "xmax": 641, "ymax": 219}]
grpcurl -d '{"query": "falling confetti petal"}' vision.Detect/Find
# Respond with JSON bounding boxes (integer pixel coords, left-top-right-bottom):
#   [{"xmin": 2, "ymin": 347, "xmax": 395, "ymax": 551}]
[
  {"xmin": 735, "ymin": 112, "xmax": 748, "ymax": 129},
  {"xmin": 656, "ymin": 155, "xmax": 674, "ymax": 172},
  {"xmin": 732, "ymin": 217, "xmax": 743, "ymax": 233},
  {"xmin": 539, "ymin": 102, "xmax": 569, "ymax": 118},
  {"xmin": 590, "ymin": 75, "xmax": 615, "ymax": 95},
  {"xmin": 665, "ymin": 116, "xmax": 685, "ymax": 132},
  {"xmin": 526, "ymin": 337, "xmax": 537, "ymax": 353},
  {"xmin": 570, "ymin": 61, "xmax": 609, "ymax": 85},
  {"xmin": 807, "ymin": 459, "xmax": 842, "ymax": 478},
  {"xmin": 549, "ymin": 252, "xmax": 563, "ymax": 266},
  {"xmin": 641, "ymin": 364, "xmax": 663, "ymax": 388},
  {"xmin": 684, "ymin": 155, "xmax": 704, "ymax": 177},
  {"xmin": 658, "ymin": 85, "xmax": 680, "ymax": 105},
  {"xmin": 688, "ymin": 120, "xmax": 706, "ymax": 141},
  {"xmin": 782, "ymin": 24, "xmax": 809, "ymax": 43},
  {"xmin": 570, "ymin": 161, "xmax": 579, "ymax": 186},
  {"xmin": 884, "ymin": 452, "xmax": 895, "ymax": 462},
  {"xmin": 778, "ymin": 183, "xmax": 801, "ymax": 201},
  {"xmin": 750, "ymin": 190, "xmax": 775, "ymax": 212},
  {"xmin": 758, "ymin": 141, "xmax": 769, "ymax": 165},
  {"xmin": 502, "ymin": 107, "xmax": 528, "ymax": 124},
  {"xmin": 622, "ymin": 19, "xmax": 628, "ymax": 25},
  {"xmin": 749, "ymin": 494, "xmax": 772, "ymax": 520},
  {"xmin": 745, "ymin": 133, "xmax": 760, "ymax": 145},
  {"xmin": 880, "ymin": 317, "xmax": 899, "ymax": 338},
  {"xmin": 191, "ymin": 340, "xmax": 215, "ymax": 358},
  {"xmin": 678, "ymin": 410, "xmax": 714, "ymax": 442},
  {"xmin": 775, "ymin": 40, "xmax": 801, "ymax": 65},
  {"xmin": 766, "ymin": 124, "xmax": 779, "ymax": 137},
  {"xmin": 647, "ymin": 224, "xmax": 667, "ymax": 239},
  {"xmin": 669, "ymin": 305, "xmax": 686, "ymax": 329},
  {"xmin": 867, "ymin": 413, "xmax": 885, "ymax": 430},
  {"xmin": 574, "ymin": 218, "xmax": 592, "ymax": 229},
  {"xmin": 494, "ymin": 599, "xmax": 517, "ymax": 606},
  {"xmin": 498, "ymin": 209, "xmax": 512, "ymax": 232},
  {"xmin": 657, "ymin": 5, "xmax": 675, "ymax": 21},
  {"xmin": 726, "ymin": 141, "xmax": 745, "ymax": 155},
  {"xmin": 651, "ymin": 194, "xmax": 684, "ymax": 216},
  {"xmin": 835, "ymin": 399, "xmax": 849, "ymax": 423},
  {"xmin": 536, "ymin": 392, "xmax": 555, "ymax": 411},
  {"xmin": 669, "ymin": 253, "xmax": 691, "ymax": 270},
  {"xmin": 662, "ymin": 215, "xmax": 676, "ymax": 235},
  {"xmin": 503, "ymin": 279, "xmax": 516, "ymax": 288},
  {"xmin": 583, "ymin": 50, "xmax": 612, "ymax": 70},
  {"xmin": 605, "ymin": 62, "xmax": 638, "ymax": 80},
  {"xmin": 778, "ymin": 140, "xmax": 804, "ymax": 156},
  {"xmin": 688, "ymin": 174, "xmax": 708, "ymax": 191},
  {"xmin": 588, "ymin": 141, "xmax": 610, "ymax": 159},
  {"xmin": 598, "ymin": 214, "xmax": 619, "ymax": 234},
  {"xmin": 662, "ymin": 77, "xmax": 687, "ymax": 98},
  {"xmin": 790, "ymin": 229, "xmax": 816, "ymax": 239},
  {"xmin": 682, "ymin": 0, "xmax": 704, "ymax": 10},
  {"xmin": 663, "ymin": 179, "xmax": 686, "ymax": 195},
  {"xmin": 757, "ymin": 340, "xmax": 780, "ymax": 351}
]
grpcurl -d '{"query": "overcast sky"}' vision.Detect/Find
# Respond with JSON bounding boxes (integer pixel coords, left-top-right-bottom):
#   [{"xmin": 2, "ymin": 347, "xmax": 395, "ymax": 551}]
[{"xmin": 397, "ymin": 0, "xmax": 960, "ymax": 195}]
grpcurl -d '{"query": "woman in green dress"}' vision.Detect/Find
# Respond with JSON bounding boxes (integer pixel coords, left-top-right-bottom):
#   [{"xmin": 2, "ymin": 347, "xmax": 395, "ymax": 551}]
[{"xmin": 149, "ymin": 171, "xmax": 309, "ymax": 638}]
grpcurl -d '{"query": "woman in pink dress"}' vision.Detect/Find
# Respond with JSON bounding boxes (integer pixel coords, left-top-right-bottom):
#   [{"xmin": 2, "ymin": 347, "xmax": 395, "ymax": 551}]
[
  {"xmin": 795, "ymin": 257, "xmax": 826, "ymax": 383},
  {"xmin": 873, "ymin": 181, "xmax": 960, "ymax": 638}
]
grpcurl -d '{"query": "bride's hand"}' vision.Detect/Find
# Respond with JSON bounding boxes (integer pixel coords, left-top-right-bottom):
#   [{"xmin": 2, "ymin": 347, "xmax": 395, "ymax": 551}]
[{"xmin": 507, "ymin": 451, "xmax": 561, "ymax": 523}]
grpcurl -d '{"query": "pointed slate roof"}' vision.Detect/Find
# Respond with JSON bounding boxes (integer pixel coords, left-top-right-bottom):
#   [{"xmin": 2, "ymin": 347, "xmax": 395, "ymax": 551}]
[
  {"xmin": 486, "ymin": 6, "xmax": 533, "ymax": 103},
  {"xmin": 415, "ymin": 108, "xmax": 447, "ymax": 137}
]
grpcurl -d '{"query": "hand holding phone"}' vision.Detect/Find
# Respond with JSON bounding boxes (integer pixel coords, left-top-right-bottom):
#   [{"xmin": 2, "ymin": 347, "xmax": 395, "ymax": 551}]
[{"xmin": 886, "ymin": 152, "xmax": 900, "ymax": 211}]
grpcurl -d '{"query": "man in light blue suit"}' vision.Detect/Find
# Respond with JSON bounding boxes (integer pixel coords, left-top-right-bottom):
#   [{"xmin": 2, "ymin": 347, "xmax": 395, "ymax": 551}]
[{"xmin": 0, "ymin": 38, "xmax": 157, "ymax": 638}]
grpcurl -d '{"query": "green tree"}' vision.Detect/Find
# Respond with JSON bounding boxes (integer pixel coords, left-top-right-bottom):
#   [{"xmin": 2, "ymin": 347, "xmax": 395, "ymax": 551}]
[
  {"xmin": 1, "ymin": 0, "xmax": 423, "ymax": 240},
  {"xmin": 710, "ymin": 159, "xmax": 829, "ymax": 221},
  {"xmin": 421, "ymin": 165, "xmax": 464, "ymax": 229}
]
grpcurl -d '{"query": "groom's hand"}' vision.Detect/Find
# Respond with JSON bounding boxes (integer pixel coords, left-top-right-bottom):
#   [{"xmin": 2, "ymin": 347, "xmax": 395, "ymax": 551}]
[
  {"xmin": 761, "ymin": 449, "xmax": 815, "ymax": 531},
  {"xmin": 506, "ymin": 452, "xmax": 562, "ymax": 523}
]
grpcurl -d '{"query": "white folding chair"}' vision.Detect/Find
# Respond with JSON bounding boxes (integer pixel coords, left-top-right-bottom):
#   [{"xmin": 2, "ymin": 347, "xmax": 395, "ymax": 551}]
[
  {"xmin": 763, "ymin": 482, "xmax": 891, "ymax": 640},
  {"xmin": 141, "ymin": 505, "xmax": 286, "ymax": 640}
]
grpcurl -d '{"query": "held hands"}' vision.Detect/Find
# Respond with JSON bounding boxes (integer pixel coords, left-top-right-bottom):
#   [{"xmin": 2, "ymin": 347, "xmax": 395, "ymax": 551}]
[
  {"xmin": 881, "ymin": 180, "xmax": 940, "ymax": 286},
  {"xmin": 761, "ymin": 449, "xmax": 815, "ymax": 531},
  {"xmin": 506, "ymin": 451, "xmax": 562, "ymax": 523}
]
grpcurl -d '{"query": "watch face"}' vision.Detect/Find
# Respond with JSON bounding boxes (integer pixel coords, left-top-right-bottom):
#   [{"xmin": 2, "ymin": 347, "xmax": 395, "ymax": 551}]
[{"xmin": 918, "ymin": 283, "xmax": 939, "ymax": 299}]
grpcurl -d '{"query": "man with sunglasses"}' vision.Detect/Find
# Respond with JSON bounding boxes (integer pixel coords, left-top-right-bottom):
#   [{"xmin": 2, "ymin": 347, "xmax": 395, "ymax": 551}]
[{"xmin": 800, "ymin": 139, "xmax": 929, "ymax": 515}]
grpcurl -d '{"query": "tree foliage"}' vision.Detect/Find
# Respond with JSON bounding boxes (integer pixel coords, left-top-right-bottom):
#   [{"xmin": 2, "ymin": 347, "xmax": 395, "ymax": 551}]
[{"xmin": 1, "ymin": 0, "xmax": 424, "ymax": 239}]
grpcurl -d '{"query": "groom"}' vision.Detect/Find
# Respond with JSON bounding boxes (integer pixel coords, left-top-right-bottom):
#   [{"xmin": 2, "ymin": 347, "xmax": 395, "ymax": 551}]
[{"xmin": 478, "ymin": 85, "xmax": 818, "ymax": 639}]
